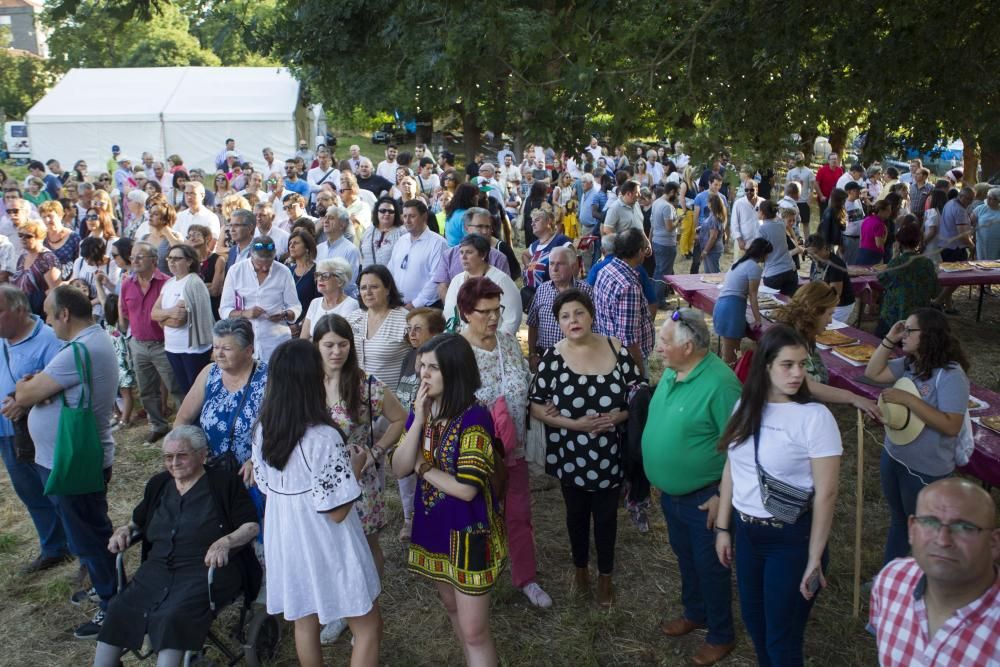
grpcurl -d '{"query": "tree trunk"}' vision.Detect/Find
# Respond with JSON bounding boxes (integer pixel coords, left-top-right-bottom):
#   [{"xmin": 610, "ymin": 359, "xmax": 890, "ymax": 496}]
[
  {"xmin": 415, "ymin": 112, "xmax": 433, "ymax": 146},
  {"xmin": 461, "ymin": 109, "xmax": 481, "ymax": 164},
  {"xmin": 960, "ymin": 132, "xmax": 979, "ymax": 184},
  {"xmin": 829, "ymin": 124, "xmax": 849, "ymax": 157}
]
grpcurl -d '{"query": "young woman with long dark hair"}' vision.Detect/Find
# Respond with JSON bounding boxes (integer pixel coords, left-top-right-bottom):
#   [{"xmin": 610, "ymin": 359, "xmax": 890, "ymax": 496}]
[
  {"xmin": 389, "ymin": 333, "xmax": 507, "ymax": 666},
  {"xmin": 714, "ymin": 325, "xmax": 842, "ymax": 666},
  {"xmin": 865, "ymin": 307, "xmax": 971, "ymax": 564},
  {"xmin": 252, "ymin": 339, "xmax": 382, "ymax": 667}
]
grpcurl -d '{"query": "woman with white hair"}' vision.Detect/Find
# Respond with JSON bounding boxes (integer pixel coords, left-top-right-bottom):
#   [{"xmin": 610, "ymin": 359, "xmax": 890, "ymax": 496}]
[
  {"xmin": 123, "ymin": 188, "xmax": 150, "ymax": 240},
  {"xmin": 971, "ymin": 187, "xmax": 1000, "ymax": 260},
  {"xmin": 299, "ymin": 257, "xmax": 360, "ymax": 339}
]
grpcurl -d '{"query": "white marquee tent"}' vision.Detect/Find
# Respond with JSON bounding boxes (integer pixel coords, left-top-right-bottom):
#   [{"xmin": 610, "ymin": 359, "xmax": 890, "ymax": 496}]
[{"xmin": 26, "ymin": 67, "xmax": 317, "ymax": 173}]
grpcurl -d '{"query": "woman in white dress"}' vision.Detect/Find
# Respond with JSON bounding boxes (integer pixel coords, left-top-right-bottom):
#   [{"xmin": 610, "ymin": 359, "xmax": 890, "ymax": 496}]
[
  {"xmin": 252, "ymin": 339, "xmax": 382, "ymax": 667},
  {"xmin": 299, "ymin": 256, "xmax": 359, "ymax": 339}
]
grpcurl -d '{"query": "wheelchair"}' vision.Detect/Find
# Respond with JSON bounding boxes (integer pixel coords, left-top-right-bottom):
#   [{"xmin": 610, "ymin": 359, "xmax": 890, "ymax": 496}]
[{"xmin": 114, "ymin": 531, "xmax": 281, "ymax": 667}]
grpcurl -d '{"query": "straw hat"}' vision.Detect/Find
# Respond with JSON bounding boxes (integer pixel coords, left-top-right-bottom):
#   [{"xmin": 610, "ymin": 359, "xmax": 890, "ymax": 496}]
[{"xmin": 878, "ymin": 377, "xmax": 925, "ymax": 445}]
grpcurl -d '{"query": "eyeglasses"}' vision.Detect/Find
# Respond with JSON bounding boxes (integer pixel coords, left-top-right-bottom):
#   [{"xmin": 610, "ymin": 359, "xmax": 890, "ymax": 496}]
[
  {"xmin": 163, "ymin": 449, "xmax": 196, "ymax": 463},
  {"xmin": 315, "ymin": 272, "xmax": 336, "ymax": 281},
  {"xmin": 252, "ymin": 241, "xmax": 276, "ymax": 251},
  {"xmin": 283, "ymin": 204, "xmax": 296, "ymax": 211},
  {"xmin": 377, "ymin": 209, "xmax": 395, "ymax": 215},
  {"xmin": 471, "ymin": 305, "xmax": 505, "ymax": 319},
  {"xmin": 913, "ymin": 515, "xmax": 986, "ymax": 538},
  {"xmin": 902, "ymin": 327, "xmax": 921, "ymax": 336},
  {"xmin": 132, "ymin": 254, "xmax": 152, "ymax": 261},
  {"xmin": 400, "ymin": 254, "xmax": 409, "ymax": 270},
  {"xmin": 99, "ymin": 177, "xmax": 111, "ymax": 182}
]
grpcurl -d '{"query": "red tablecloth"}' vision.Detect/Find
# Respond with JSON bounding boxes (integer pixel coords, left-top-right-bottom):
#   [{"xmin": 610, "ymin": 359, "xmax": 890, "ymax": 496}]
[
  {"xmin": 846, "ymin": 263, "xmax": 1000, "ymax": 291},
  {"xmin": 666, "ymin": 273, "xmax": 1000, "ymax": 486}
]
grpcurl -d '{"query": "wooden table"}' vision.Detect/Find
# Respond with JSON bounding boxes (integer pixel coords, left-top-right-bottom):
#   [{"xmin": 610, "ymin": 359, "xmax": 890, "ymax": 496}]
[{"xmin": 666, "ymin": 272, "xmax": 1000, "ymax": 486}]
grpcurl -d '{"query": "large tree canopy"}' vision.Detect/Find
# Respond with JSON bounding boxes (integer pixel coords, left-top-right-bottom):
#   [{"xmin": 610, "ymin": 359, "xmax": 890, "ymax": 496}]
[{"xmin": 37, "ymin": 0, "xmax": 1000, "ymax": 174}]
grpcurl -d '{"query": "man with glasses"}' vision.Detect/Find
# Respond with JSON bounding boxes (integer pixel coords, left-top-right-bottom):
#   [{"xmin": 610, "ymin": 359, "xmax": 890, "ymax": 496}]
[
  {"xmin": 281, "ymin": 193, "xmax": 314, "ymax": 233},
  {"xmin": 388, "ymin": 199, "xmax": 446, "ymax": 309},
  {"xmin": 219, "ymin": 236, "xmax": 300, "ymax": 361},
  {"xmin": 869, "ymin": 478, "xmax": 1000, "ymax": 666},
  {"xmin": 175, "ymin": 182, "xmax": 221, "ymax": 244},
  {"xmin": 432, "ymin": 208, "xmax": 511, "ymax": 301},
  {"xmin": 225, "ymin": 209, "xmax": 257, "ymax": 270},
  {"xmin": 119, "ymin": 242, "xmax": 183, "ymax": 443},
  {"xmin": 642, "ymin": 309, "xmax": 740, "ymax": 666},
  {"xmin": 730, "ymin": 180, "xmax": 761, "ymax": 256},
  {"xmin": 1, "ymin": 189, "xmax": 30, "ymax": 254},
  {"xmin": 282, "ymin": 159, "xmax": 310, "ymax": 199}
]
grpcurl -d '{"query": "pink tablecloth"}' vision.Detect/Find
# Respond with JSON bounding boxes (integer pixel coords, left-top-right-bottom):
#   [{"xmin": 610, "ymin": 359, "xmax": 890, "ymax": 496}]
[{"xmin": 666, "ymin": 273, "xmax": 1000, "ymax": 486}]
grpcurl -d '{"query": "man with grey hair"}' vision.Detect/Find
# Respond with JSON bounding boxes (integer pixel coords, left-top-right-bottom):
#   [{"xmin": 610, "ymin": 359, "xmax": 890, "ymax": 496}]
[
  {"xmin": 593, "ymin": 228, "xmax": 654, "ymax": 369},
  {"xmin": 433, "ymin": 207, "xmax": 511, "ymax": 301},
  {"xmin": 13, "ymin": 285, "xmax": 119, "ymax": 638},
  {"xmin": 76, "ymin": 181, "xmax": 96, "ymax": 227},
  {"xmin": 253, "ymin": 201, "xmax": 289, "ymax": 257},
  {"xmin": 0, "ymin": 286, "xmax": 68, "ymax": 574},
  {"xmin": 526, "ymin": 245, "xmax": 592, "ymax": 370},
  {"xmin": 477, "ymin": 162, "xmax": 503, "ymax": 205},
  {"xmin": 262, "ymin": 146, "xmax": 279, "ymax": 175},
  {"xmin": 316, "ymin": 208, "xmax": 361, "ymax": 292},
  {"xmin": 641, "ymin": 308, "xmax": 741, "ymax": 665},
  {"xmin": 934, "ymin": 186, "xmax": 976, "ymax": 312},
  {"xmin": 119, "ymin": 241, "xmax": 182, "ymax": 442},
  {"xmin": 226, "ymin": 209, "xmax": 257, "ymax": 270},
  {"xmin": 220, "ymin": 235, "xmax": 301, "ymax": 361}
]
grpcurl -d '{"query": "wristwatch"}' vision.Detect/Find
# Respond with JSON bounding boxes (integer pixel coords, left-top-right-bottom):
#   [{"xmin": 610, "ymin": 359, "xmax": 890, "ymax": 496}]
[{"xmin": 417, "ymin": 461, "xmax": 434, "ymax": 478}]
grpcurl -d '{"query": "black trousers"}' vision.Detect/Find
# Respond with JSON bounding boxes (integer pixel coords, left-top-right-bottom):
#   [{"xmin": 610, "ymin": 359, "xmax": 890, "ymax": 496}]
[
  {"xmin": 560, "ymin": 484, "xmax": 619, "ymax": 575},
  {"xmin": 763, "ymin": 269, "xmax": 800, "ymax": 297}
]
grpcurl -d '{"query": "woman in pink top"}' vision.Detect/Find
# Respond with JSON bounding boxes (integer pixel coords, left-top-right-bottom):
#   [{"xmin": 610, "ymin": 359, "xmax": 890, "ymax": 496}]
[{"xmin": 856, "ymin": 199, "xmax": 891, "ymax": 266}]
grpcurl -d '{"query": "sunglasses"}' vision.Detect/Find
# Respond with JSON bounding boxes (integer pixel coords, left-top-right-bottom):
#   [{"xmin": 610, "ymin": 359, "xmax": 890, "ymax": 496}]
[
  {"xmin": 377, "ymin": 209, "xmax": 395, "ymax": 215},
  {"xmin": 252, "ymin": 241, "xmax": 276, "ymax": 251},
  {"xmin": 86, "ymin": 214, "xmax": 99, "ymax": 220},
  {"xmin": 671, "ymin": 309, "xmax": 696, "ymax": 336},
  {"xmin": 315, "ymin": 272, "xmax": 335, "ymax": 280}
]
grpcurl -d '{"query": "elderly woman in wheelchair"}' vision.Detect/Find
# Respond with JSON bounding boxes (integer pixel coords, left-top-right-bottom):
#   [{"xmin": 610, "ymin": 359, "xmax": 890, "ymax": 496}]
[{"xmin": 93, "ymin": 425, "xmax": 262, "ymax": 667}]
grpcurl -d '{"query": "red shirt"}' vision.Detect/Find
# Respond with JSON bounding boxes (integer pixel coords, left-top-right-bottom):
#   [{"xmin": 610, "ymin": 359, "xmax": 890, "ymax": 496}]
[
  {"xmin": 119, "ymin": 270, "xmax": 169, "ymax": 342},
  {"xmin": 816, "ymin": 165, "xmax": 844, "ymax": 198},
  {"xmin": 870, "ymin": 557, "xmax": 1000, "ymax": 667}
]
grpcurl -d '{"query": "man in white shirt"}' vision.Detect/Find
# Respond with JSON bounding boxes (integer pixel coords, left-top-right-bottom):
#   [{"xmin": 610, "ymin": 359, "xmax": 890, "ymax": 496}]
[
  {"xmin": 219, "ymin": 238, "xmax": 301, "ymax": 362},
  {"xmin": 388, "ymin": 199, "xmax": 446, "ymax": 308},
  {"xmin": 499, "ymin": 154, "xmax": 521, "ymax": 197},
  {"xmin": 141, "ymin": 152, "xmax": 156, "ymax": 179},
  {"xmin": 375, "ymin": 145, "xmax": 400, "ymax": 184},
  {"xmin": 586, "ymin": 137, "xmax": 603, "ymax": 160},
  {"xmin": 348, "ymin": 145, "xmax": 363, "ymax": 173},
  {"xmin": 777, "ymin": 182, "xmax": 802, "ymax": 229},
  {"xmin": 415, "ymin": 158, "xmax": 441, "ymax": 197},
  {"xmin": 307, "ymin": 147, "xmax": 340, "ymax": 204},
  {"xmin": 316, "ymin": 208, "xmax": 361, "ymax": 297},
  {"xmin": 477, "ymin": 163, "xmax": 504, "ymax": 205},
  {"xmin": 261, "ymin": 147, "xmax": 280, "ymax": 175},
  {"xmin": 785, "ymin": 152, "xmax": 816, "ymax": 235},
  {"xmin": 731, "ymin": 180, "xmax": 762, "ymax": 254},
  {"xmin": 899, "ymin": 158, "xmax": 921, "ymax": 185},
  {"xmin": 175, "ymin": 182, "xmax": 222, "ymax": 242},
  {"xmin": 496, "ymin": 143, "xmax": 515, "ymax": 166},
  {"xmin": 253, "ymin": 202, "xmax": 289, "ymax": 257},
  {"xmin": 151, "ymin": 162, "xmax": 172, "ymax": 197},
  {"xmin": 836, "ymin": 163, "xmax": 866, "ymax": 191},
  {"xmin": 646, "ymin": 149, "xmax": 665, "ymax": 185},
  {"xmin": 672, "ymin": 142, "xmax": 690, "ymax": 169}
]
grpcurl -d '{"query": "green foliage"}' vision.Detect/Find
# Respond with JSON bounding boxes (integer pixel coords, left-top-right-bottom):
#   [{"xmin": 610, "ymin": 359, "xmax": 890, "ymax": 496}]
[{"xmin": 0, "ymin": 50, "xmax": 56, "ymax": 118}]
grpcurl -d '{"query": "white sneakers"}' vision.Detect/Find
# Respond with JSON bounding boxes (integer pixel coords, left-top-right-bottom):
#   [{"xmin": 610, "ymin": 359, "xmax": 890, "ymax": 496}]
[
  {"xmin": 320, "ymin": 618, "xmax": 348, "ymax": 645},
  {"xmin": 521, "ymin": 582, "xmax": 553, "ymax": 609}
]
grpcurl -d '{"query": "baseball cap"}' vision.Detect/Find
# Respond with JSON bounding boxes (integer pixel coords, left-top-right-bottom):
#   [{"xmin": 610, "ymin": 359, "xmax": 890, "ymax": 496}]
[{"xmin": 111, "ymin": 144, "xmax": 121, "ymax": 153}]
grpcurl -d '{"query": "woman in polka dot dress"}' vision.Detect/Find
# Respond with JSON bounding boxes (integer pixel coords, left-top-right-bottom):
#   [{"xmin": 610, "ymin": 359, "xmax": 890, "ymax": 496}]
[{"xmin": 528, "ymin": 288, "xmax": 641, "ymax": 606}]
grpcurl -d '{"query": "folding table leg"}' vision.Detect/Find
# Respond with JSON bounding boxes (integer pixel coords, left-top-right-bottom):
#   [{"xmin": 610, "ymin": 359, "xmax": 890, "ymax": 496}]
[{"xmin": 977, "ymin": 285, "xmax": 985, "ymax": 322}]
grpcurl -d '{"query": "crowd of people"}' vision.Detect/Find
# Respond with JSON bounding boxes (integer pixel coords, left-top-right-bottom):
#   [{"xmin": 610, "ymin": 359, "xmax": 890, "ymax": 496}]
[{"xmin": 0, "ymin": 136, "xmax": 996, "ymax": 667}]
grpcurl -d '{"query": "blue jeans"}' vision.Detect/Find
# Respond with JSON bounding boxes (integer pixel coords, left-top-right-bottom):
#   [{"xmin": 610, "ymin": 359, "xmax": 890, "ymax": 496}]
[
  {"xmin": 36, "ymin": 465, "xmax": 116, "ymax": 608},
  {"xmin": 660, "ymin": 485, "xmax": 734, "ymax": 645},
  {"xmin": 880, "ymin": 449, "xmax": 947, "ymax": 564},
  {"xmin": 652, "ymin": 243, "xmax": 677, "ymax": 305},
  {"xmin": 703, "ymin": 250, "xmax": 722, "ymax": 274},
  {"xmin": 0, "ymin": 436, "xmax": 68, "ymax": 558},
  {"xmin": 165, "ymin": 350, "xmax": 212, "ymax": 397},
  {"xmin": 734, "ymin": 512, "xmax": 826, "ymax": 667}
]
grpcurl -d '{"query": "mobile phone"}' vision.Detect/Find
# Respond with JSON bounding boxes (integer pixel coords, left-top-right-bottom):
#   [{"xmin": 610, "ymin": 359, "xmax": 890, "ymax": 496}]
[{"xmin": 806, "ymin": 568, "xmax": 821, "ymax": 594}]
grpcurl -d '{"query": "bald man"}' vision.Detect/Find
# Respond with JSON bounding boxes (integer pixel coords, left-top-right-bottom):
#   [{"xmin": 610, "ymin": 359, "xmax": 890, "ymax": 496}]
[{"xmin": 869, "ymin": 478, "xmax": 999, "ymax": 666}]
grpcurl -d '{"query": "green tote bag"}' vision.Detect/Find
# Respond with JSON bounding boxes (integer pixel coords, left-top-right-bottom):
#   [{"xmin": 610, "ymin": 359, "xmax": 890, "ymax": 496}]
[{"xmin": 43, "ymin": 342, "xmax": 106, "ymax": 496}]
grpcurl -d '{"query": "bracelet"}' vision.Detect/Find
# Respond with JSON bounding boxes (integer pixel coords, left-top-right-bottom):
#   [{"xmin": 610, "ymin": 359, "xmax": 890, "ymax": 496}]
[
  {"xmin": 881, "ymin": 340, "xmax": 895, "ymax": 350},
  {"xmin": 417, "ymin": 461, "xmax": 434, "ymax": 478},
  {"xmin": 714, "ymin": 526, "xmax": 730, "ymax": 534}
]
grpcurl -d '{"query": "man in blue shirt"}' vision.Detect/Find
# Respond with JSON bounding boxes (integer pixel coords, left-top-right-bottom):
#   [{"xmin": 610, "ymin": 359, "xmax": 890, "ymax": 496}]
[
  {"xmin": 28, "ymin": 161, "xmax": 62, "ymax": 200},
  {"xmin": 579, "ymin": 173, "xmax": 608, "ymax": 266},
  {"xmin": 0, "ymin": 286, "xmax": 67, "ymax": 574},
  {"xmin": 282, "ymin": 159, "xmax": 311, "ymax": 198}
]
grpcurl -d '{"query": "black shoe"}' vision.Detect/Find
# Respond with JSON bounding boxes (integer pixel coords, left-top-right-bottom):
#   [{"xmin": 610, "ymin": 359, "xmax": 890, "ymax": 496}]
[
  {"xmin": 19, "ymin": 553, "xmax": 73, "ymax": 575},
  {"xmin": 70, "ymin": 586, "xmax": 100, "ymax": 606},
  {"xmin": 73, "ymin": 609, "xmax": 105, "ymax": 640}
]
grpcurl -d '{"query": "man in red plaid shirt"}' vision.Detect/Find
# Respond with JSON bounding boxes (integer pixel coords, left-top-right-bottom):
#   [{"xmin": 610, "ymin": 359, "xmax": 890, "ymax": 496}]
[{"xmin": 869, "ymin": 478, "xmax": 999, "ymax": 666}]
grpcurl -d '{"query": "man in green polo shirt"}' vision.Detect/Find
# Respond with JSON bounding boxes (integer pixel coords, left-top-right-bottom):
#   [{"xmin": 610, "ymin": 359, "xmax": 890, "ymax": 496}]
[{"xmin": 642, "ymin": 309, "xmax": 741, "ymax": 666}]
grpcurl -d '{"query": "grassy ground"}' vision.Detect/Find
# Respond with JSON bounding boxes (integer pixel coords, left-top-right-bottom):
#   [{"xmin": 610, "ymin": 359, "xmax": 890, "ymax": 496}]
[{"xmin": 1, "ymin": 220, "xmax": 999, "ymax": 666}]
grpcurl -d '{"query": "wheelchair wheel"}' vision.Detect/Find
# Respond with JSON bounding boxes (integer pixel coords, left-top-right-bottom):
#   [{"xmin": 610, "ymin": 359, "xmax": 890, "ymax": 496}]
[{"xmin": 243, "ymin": 609, "xmax": 281, "ymax": 667}]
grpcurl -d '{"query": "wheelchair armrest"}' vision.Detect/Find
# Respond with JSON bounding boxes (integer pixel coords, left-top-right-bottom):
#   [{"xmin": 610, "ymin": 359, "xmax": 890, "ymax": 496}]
[
  {"xmin": 114, "ymin": 529, "xmax": 144, "ymax": 591},
  {"xmin": 208, "ymin": 566, "xmax": 217, "ymax": 612}
]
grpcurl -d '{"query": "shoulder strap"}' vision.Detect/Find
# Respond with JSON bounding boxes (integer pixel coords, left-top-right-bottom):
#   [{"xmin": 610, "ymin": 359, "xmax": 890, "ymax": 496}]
[
  {"xmin": 1, "ymin": 340, "xmax": 16, "ymax": 384},
  {"xmin": 63, "ymin": 342, "xmax": 93, "ymax": 409},
  {"xmin": 367, "ymin": 374, "xmax": 375, "ymax": 450},
  {"xmin": 226, "ymin": 362, "xmax": 257, "ymax": 450}
]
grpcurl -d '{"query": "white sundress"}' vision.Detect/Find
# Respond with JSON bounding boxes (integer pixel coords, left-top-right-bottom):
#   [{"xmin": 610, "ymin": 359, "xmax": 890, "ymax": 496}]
[{"xmin": 252, "ymin": 423, "xmax": 381, "ymax": 623}]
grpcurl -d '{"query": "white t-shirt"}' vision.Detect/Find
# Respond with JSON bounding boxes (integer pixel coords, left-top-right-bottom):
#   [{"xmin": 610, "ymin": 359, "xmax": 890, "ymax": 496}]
[
  {"xmin": 161, "ymin": 274, "xmax": 212, "ymax": 354},
  {"xmin": 305, "ymin": 294, "xmax": 360, "ymax": 328},
  {"xmin": 728, "ymin": 401, "xmax": 842, "ymax": 518},
  {"xmin": 175, "ymin": 207, "xmax": 222, "ymax": 241}
]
